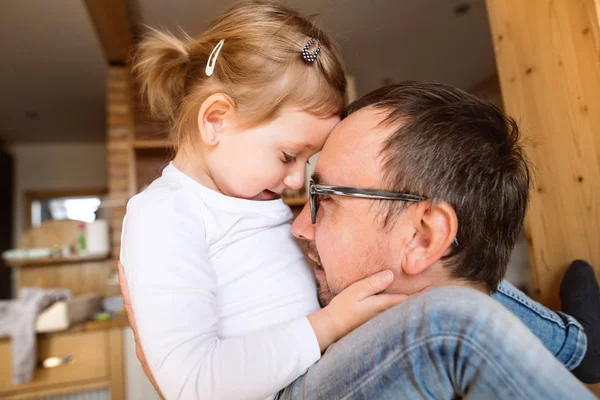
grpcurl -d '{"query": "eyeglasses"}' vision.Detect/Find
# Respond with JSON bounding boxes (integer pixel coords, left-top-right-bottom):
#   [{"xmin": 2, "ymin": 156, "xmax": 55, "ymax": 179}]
[{"xmin": 309, "ymin": 179, "xmax": 459, "ymax": 247}]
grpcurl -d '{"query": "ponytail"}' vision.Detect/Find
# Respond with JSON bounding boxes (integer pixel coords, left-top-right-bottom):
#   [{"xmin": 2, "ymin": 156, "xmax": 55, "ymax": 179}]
[{"xmin": 133, "ymin": 29, "xmax": 192, "ymax": 122}]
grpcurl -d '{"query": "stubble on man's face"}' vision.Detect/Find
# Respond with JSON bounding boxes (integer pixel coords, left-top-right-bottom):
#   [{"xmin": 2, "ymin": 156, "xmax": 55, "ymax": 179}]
[
  {"xmin": 308, "ymin": 237, "xmax": 389, "ymax": 307},
  {"xmin": 307, "ymin": 241, "xmax": 334, "ymax": 307},
  {"xmin": 317, "ymin": 281, "xmax": 334, "ymax": 308}
]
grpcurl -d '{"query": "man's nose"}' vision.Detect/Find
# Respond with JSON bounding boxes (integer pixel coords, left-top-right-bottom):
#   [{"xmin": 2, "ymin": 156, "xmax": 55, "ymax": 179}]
[{"xmin": 292, "ymin": 202, "xmax": 314, "ymax": 240}]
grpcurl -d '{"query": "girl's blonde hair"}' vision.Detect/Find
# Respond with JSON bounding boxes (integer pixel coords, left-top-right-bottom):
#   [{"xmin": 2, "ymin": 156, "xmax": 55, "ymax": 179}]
[{"xmin": 133, "ymin": 0, "xmax": 348, "ymax": 149}]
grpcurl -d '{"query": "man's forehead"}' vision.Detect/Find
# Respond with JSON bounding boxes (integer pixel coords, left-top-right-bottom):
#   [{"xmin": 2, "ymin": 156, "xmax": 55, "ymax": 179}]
[{"xmin": 314, "ymin": 107, "xmax": 393, "ymax": 187}]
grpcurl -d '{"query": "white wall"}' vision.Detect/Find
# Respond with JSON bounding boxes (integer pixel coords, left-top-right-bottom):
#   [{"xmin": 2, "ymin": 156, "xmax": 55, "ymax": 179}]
[{"xmin": 8, "ymin": 142, "xmax": 107, "ymax": 244}]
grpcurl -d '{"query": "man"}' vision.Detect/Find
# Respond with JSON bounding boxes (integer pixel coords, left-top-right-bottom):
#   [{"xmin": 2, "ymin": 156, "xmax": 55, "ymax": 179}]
[
  {"xmin": 278, "ymin": 82, "xmax": 593, "ymax": 399},
  {"xmin": 120, "ymin": 82, "xmax": 595, "ymax": 399}
]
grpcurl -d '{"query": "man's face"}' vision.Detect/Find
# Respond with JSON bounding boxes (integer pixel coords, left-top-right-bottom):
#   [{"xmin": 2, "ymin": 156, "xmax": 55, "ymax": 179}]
[{"xmin": 292, "ymin": 107, "xmax": 415, "ymax": 306}]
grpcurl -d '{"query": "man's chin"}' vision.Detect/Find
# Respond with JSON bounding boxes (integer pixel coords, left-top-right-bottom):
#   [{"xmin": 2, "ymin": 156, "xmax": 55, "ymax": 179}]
[
  {"xmin": 317, "ymin": 293, "xmax": 330, "ymax": 308},
  {"xmin": 316, "ymin": 281, "xmax": 334, "ymax": 307}
]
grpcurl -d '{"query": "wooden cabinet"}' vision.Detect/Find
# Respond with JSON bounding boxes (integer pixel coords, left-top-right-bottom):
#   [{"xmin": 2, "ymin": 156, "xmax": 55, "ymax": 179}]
[
  {"xmin": 3, "ymin": 255, "xmax": 126, "ymax": 399},
  {"xmin": 0, "ymin": 326, "xmax": 125, "ymax": 400},
  {"xmin": 0, "ymin": 331, "xmax": 106, "ymax": 393}
]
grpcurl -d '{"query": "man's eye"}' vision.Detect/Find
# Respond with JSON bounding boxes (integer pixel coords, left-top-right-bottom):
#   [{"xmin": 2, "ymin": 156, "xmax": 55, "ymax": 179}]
[{"xmin": 282, "ymin": 153, "xmax": 296, "ymax": 163}]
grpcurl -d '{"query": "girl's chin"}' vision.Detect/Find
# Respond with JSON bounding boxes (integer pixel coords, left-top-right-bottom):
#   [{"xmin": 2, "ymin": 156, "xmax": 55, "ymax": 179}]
[{"xmin": 230, "ymin": 189, "xmax": 282, "ymax": 201}]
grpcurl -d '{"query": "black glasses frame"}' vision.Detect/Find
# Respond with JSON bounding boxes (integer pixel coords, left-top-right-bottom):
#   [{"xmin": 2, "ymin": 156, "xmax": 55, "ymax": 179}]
[{"xmin": 309, "ymin": 179, "xmax": 459, "ymax": 247}]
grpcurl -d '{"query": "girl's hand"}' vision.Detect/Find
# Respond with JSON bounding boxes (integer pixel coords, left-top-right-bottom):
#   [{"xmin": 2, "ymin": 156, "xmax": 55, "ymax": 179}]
[{"xmin": 308, "ymin": 270, "xmax": 409, "ymax": 352}]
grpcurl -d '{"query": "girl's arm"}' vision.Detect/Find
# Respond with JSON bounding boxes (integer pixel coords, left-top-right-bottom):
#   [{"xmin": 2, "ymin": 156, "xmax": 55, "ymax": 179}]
[{"xmin": 122, "ymin": 195, "xmax": 406, "ymax": 400}]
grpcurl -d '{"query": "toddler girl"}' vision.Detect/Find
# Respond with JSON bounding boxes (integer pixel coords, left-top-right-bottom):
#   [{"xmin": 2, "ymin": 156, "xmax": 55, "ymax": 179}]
[{"xmin": 120, "ymin": 2, "xmax": 406, "ymax": 399}]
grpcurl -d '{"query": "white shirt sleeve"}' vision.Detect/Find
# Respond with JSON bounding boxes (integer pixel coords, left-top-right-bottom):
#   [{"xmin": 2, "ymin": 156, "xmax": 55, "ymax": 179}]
[{"xmin": 120, "ymin": 194, "xmax": 321, "ymax": 400}]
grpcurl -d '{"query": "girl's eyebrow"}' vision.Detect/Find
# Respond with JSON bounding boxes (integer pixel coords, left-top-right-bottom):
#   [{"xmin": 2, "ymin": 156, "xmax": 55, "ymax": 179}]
[{"xmin": 285, "ymin": 139, "xmax": 320, "ymax": 152}]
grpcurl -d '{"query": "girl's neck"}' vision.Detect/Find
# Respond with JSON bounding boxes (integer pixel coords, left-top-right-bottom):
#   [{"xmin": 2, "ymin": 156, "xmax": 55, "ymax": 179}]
[{"xmin": 173, "ymin": 144, "xmax": 221, "ymax": 193}]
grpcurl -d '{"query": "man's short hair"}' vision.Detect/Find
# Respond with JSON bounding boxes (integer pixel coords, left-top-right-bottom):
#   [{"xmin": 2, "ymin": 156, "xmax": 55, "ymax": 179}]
[{"xmin": 345, "ymin": 81, "xmax": 531, "ymax": 292}]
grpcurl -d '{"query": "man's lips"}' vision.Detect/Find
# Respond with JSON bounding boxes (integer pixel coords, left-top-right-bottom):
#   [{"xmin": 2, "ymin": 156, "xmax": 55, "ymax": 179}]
[
  {"xmin": 307, "ymin": 245, "xmax": 325, "ymax": 279},
  {"xmin": 314, "ymin": 265, "xmax": 326, "ymax": 280}
]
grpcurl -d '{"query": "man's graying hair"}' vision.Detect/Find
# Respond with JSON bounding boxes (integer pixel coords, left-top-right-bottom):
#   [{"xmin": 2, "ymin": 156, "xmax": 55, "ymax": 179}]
[{"xmin": 344, "ymin": 82, "xmax": 531, "ymax": 292}]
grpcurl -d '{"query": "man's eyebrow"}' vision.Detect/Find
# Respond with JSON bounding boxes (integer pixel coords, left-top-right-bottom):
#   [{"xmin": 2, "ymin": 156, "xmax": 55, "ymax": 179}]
[
  {"xmin": 311, "ymin": 172, "xmax": 323, "ymax": 185},
  {"xmin": 311, "ymin": 172, "xmax": 337, "ymax": 188}
]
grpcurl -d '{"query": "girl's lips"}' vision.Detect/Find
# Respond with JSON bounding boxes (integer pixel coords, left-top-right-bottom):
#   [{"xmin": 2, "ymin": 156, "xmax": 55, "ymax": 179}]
[{"xmin": 262, "ymin": 189, "xmax": 281, "ymax": 200}]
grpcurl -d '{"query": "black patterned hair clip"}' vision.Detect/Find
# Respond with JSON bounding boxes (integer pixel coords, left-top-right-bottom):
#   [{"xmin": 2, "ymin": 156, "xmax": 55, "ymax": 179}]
[{"xmin": 301, "ymin": 38, "xmax": 321, "ymax": 62}]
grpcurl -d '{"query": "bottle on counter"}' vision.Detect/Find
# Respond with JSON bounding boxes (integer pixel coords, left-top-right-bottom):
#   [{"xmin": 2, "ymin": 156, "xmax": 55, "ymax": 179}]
[{"xmin": 77, "ymin": 222, "xmax": 87, "ymax": 254}]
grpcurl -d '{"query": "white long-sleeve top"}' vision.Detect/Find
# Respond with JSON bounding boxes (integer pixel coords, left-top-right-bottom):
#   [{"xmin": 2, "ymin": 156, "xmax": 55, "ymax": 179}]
[{"xmin": 120, "ymin": 163, "xmax": 321, "ymax": 400}]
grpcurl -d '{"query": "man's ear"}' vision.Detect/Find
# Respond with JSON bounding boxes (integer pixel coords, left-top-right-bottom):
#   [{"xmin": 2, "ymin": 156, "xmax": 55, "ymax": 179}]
[
  {"xmin": 197, "ymin": 93, "xmax": 234, "ymax": 146},
  {"xmin": 403, "ymin": 200, "xmax": 458, "ymax": 276}
]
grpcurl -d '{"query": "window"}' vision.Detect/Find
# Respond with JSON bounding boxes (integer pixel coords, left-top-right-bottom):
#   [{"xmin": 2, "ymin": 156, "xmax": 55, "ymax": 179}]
[
  {"xmin": 24, "ymin": 188, "xmax": 107, "ymax": 228},
  {"xmin": 31, "ymin": 196, "xmax": 102, "ymax": 226}
]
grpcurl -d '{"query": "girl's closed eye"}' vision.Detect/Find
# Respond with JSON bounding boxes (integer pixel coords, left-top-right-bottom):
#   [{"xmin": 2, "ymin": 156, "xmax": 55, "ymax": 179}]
[{"xmin": 281, "ymin": 152, "xmax": 296, "ymax": 163}]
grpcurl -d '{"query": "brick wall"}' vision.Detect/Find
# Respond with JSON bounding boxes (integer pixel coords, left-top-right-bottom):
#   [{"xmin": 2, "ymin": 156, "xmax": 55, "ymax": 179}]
[
  {"xmin": 132, "ymin": 81, "xmax": 169, "ymax": 141},
  {"xmin": 135, "ymin": 148, "xmax": 172, "ymax": 192},
  {"xmin": 106, "ymin": 67, "xmax": 174, "ymax": 261},
  {"xmin": 106, "ymin": 67, "xmax": 134, "ymax": 260}
]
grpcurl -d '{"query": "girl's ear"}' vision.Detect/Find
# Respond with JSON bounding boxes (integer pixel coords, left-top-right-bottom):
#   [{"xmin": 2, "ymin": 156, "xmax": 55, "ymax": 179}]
[{"xmin": 197, "ymin": 93, "xmax": 234, "ymax": 146}]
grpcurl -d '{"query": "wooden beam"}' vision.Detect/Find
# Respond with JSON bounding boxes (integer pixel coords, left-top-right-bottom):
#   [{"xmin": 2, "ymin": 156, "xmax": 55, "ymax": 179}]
[
  {"xmin": 84, "ymin": 0, "xmax": 134, "ymax": 65},
  {"xmin": 486, "ymin": 0, "xmax": 600, "ymax": 309}
]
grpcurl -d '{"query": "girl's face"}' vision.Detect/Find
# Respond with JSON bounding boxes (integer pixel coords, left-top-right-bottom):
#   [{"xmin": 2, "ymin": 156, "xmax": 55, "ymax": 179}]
[{"xmin": 209, "ymin": 107, "xmax": 340, "ymax": 200}]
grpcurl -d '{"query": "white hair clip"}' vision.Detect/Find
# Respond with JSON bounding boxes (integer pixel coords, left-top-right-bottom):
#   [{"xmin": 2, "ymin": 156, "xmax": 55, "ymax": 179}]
[
  {"xmin": 301, "ymin": 38, "xmax": 321, "ymax": 62},
  {"xmin": 205, "ymin": 39, "xmax": 225, "ymax": 77}
]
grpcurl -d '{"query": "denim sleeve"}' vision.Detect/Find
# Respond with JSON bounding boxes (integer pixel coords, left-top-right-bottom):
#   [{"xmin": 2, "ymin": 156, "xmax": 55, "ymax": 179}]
[
  {"xmin": 280, "ymin": 286, "xmax": 594, "ymax": 400},
  {"xmin": 492, "ymin": 280, "xmax": 587, "ymax": 370}
]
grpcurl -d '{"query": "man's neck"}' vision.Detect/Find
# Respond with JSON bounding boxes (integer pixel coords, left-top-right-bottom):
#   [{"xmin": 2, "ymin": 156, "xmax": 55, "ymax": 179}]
[
  {"xmin": 439, "ymin": 279, "xmax": 491, "ymax": 295},
  {"xmin": 389, "ymin": 265, "xmax": 491, "ymax": 297}
]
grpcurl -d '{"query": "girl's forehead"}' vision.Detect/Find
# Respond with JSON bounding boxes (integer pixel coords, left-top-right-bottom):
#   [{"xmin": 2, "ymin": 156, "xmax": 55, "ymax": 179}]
[{"xmin": 272, "ymin": 109, "xmax": 340, "ymax": 148}]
